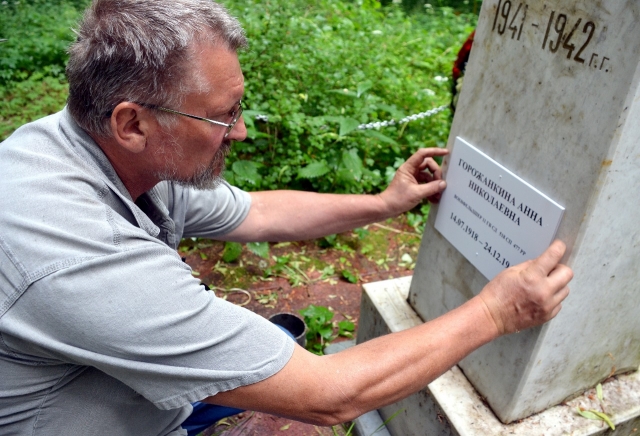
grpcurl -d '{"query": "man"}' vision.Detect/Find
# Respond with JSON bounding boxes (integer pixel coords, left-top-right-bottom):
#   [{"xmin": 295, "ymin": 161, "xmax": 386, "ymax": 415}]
[{"xmin": 0, "ymin": 0, "xmax": 572, "ymax": 435}]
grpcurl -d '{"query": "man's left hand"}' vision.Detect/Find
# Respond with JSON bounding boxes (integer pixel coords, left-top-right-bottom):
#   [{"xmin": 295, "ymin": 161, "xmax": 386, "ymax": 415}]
[{"xmin": 379, "ymin": 147, "xmax": 449, "ymax": 216}]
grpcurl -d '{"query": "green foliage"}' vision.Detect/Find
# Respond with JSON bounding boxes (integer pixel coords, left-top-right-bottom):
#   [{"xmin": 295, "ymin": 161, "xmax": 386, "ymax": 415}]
[
  {"xmin": 318, "ymin": 234, "xmax": 339, "ymax": 249},
  {"xmin": 300, "ymin": 304, "xmax": 335, "ymax": 354},
  {"xmin": 406, "ymin": 202, "xmax": 431, "ymax": 232},
  {"xmin": 575, "ymin": 382, "xmax": 615, "ymax": 430},
  {"xmin": 0, "ymin": 74, "xmax": 69, "ymax": 140},
  {"xmin": 246, "ymin": 241, "xmax": 270, "ymax": 258},
  {"xmin": 341, "ymin": 269, "xmax": 359, "ymax": 283},
  {"xmin": 0, "ymin": 0, "xmax": 89, "ymax": 86},
  {"xmin": 222, "ymin": 241, "xmax": 243, "ymax": 263},
  {"xmin": 0, "ymin": 0, "xmax": 478, "ymax": 196},
  {"xmin": 353, "ymin": 227, "xmax": 370, "ymax": 239},
  {"xmin": 576, "ymin": 407, "xmax": 615, "ymax": 430},
  {"xmin": 263, "ymin": 254, "xmax": 291, "ymax": 278},
  {"xmin": 0, "ymin": 0, "xmax": 89, "ymax": 138},
  {"xmin": 387, "ymin": 0, "xmax": 483, "ymax": 15},
  {"xmin": 298, "ymin": 161, "xmax": 331, "ymax": 179},
  {"xmin": 225, "ymin": 0, "xmax": 477, "ymax": 193},
  {"xmin": 299, "ymin": 304, "xmax": 355, "ymax": 354}
]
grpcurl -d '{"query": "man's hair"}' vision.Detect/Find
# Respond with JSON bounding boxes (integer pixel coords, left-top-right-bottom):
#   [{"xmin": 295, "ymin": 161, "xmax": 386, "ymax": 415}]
[{"xmin": 66, "ymin": 0, "xmax": 247, "ymax": 137}]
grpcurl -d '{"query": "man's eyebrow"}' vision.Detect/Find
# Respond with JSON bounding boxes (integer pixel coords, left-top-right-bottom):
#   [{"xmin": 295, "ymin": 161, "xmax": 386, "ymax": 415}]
[{"xmin": 208, "ymin": 99, "xmax": 241, "ymax": 116}]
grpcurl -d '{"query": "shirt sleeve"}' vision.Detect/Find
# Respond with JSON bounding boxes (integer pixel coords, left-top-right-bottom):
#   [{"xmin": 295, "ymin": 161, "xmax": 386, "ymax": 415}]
[
  {"xmin": 1, "ymin": 240, "xmax": 294, "ymax": 410},
  {"xmin": 158, "ymin": 181, "xmax": 252, "ymax": 240}
]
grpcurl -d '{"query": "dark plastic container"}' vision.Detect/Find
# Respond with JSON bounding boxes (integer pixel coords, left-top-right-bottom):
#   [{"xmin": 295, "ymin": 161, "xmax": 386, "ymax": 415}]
[{"xmin": 268, "ymin": 313, "xmax": 307, "ymax": 347}]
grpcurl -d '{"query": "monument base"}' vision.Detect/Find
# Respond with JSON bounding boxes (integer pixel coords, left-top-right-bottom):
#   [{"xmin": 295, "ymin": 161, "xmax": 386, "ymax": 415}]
[{"xmin": 357, "ymin": 276, "xmax": 640, "ymax": 436}]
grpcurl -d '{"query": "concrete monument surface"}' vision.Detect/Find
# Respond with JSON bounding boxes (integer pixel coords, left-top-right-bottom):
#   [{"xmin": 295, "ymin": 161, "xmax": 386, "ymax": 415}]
[{"xmin": 409, "ymin": 0, "xmax": 640, "ymax": 423}]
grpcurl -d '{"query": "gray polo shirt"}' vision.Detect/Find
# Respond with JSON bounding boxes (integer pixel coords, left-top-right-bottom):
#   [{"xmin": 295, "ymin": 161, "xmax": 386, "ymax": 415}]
[{"xmin": 0, "ymin": 109, "xmax": 294, "ymax": 435}]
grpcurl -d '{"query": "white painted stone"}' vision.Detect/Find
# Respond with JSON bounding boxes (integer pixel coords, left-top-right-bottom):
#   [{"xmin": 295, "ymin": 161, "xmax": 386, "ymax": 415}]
[
  {"xmin": 358, "ymin": 277, "xmax": 640, "ymax": 436},
  {"xmin": 409, "ymin": 0, "xmax": 640, "ymax": 423}
]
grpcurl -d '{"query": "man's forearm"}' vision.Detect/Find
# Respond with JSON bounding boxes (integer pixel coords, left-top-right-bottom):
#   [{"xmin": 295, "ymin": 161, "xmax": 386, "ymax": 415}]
[
  {"xmin": 207, "ymin": 295, "xmax": 500, "ymax": 425},
  {"xmin": 314, "ymin": 295, "xmax": 500, "ymax": 422},
  {"xmin": 223, "ymin": 148, "xmax": 448, "ymax": 243},
  {"xmin": 223, "ymin": 190, "xmax": 392, "ymax": 242}
]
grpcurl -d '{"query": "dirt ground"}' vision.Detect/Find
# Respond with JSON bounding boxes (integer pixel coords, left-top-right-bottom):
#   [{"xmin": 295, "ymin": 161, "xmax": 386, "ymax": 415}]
[{"xmin": 179, "ymin": 216, "xmax": 423, "ymax": 435}]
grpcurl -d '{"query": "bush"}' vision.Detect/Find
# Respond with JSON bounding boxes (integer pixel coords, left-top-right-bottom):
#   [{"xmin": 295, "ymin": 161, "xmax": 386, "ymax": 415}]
[
  {"xmin": 0, "ymin": 0, "xmax": 88, "ymax": 137},
  {"xmin": 0, "ymin": 0, "xmax": 88, "ymax": 86},
  {"xmin": 0, "ymin": 0, "xmax": 478, "ymax": 195},
  {"xmin": 226, "ymin": 0, "xmax": 476, "ymax": 193}
]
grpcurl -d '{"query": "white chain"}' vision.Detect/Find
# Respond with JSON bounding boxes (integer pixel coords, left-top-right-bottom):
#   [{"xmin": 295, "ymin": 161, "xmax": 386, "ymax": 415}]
[
  {"xmin": 358, "ymin": 104, "xmax": 448, "ymax": 130},
  {"xmin": 252, "ymin": 104, "xmax": 449, "ymax": 129}
]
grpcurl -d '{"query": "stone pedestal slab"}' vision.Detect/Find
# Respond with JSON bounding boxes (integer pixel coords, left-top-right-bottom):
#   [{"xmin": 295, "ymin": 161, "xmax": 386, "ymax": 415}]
[{"xmin": 358, "ymin": 277, "xmax": 640, "ymax": 436}]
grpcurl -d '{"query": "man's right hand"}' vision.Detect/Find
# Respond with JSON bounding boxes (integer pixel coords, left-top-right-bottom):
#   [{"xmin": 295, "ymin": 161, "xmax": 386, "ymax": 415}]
[{"xmin": 478, "ymin": 240, "xmax": 573, "ymax": 336}]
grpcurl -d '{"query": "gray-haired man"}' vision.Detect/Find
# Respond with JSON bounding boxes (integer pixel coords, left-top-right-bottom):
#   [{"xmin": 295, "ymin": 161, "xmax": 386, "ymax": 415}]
[{"xmin": 0, "ymin": 1, "xmax": 572, "ymax": 435}]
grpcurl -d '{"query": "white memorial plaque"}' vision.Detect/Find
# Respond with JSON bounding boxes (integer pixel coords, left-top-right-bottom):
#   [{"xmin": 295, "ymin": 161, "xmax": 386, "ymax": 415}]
[{"xmin": 435, "ymin": 137, "xmax": 565, "ymax": 280}]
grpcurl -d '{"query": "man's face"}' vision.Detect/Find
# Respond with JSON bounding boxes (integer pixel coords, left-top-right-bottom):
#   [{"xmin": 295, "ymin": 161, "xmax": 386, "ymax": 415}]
[{"xmin": 151, "ymin": 43, "xmax": 246, "ymax": 190}]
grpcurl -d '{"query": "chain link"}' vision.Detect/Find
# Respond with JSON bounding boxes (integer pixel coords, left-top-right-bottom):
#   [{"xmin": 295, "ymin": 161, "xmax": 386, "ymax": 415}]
[
  {"xmin": 357, "ymin": 104, "xmax": 448, "ymax": 130},
  {"xmin": 252, "ymin": 104, "xmax": 449, "ymax": 129}
]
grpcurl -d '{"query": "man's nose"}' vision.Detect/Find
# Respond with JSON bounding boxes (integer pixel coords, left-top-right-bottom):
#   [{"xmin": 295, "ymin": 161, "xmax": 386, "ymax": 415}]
[{"xmin": 227, "ymin": 117, "xmax": 247, "ymax": 142}]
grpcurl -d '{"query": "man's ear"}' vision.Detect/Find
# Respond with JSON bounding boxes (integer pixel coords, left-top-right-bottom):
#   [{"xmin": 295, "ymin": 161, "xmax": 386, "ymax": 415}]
[{"xmin": 110, "ymin": 102, "xmax": 155, "ymax": 153}]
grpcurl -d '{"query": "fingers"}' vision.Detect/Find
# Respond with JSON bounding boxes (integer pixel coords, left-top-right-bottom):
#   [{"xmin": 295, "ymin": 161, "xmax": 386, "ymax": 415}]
[
  {"xmin": 414, "ymin": 180, "xmax": 447, "ymax": 201},
  {"xmin": 547, "ymin": 265, "xmax": 573, "ymax": 297},
  {"xmin": 478, "ymin": 240, "xmax": 573, "ymax": 335},
  {"xmin": 404, "ymin": 148, "xmax": 449, "ymax": 171},
  {"xmin": 415, "ymin": 164, "xmax": 440, "ymax": 185},
  {"xmin": 417, "ymin": 158, "xmax": 443, "ymax": 182},
  {"xmin": 544, "ymin": 285, "xmax": 569, "ymax": 321},
  {"xmin": 532, "ymin": 240, "xmax": 566, "ymax": 276},
  {"xmin": 381, "ymin": 148, "xmax": 448, "ymax": 214}
]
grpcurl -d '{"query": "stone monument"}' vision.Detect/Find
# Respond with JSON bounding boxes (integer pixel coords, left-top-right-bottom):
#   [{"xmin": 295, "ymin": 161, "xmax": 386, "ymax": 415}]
[{"xmin": 358, "ymin": 0, "xmax": 640, "ymax": 432}]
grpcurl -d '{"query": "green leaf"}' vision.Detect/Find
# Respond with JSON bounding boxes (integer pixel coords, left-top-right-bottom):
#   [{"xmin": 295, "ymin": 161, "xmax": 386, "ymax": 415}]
[
  {"xmin": 341, "ymin": 269, "xmax": 358, "ymax": 283},
  {"xmin": 576, "ymin": 408, "xmax": 600, "ymax": 420},
  {"xmin": 318, "ymin": 234, "xmax": 338, "ymax": 248},
  {"xmin": 222, "ymin": 242, "xmax": 242, "ymax": 263},
  {"xmin": 339, "ymin": 117, "xmax": 360, "ymax": 136},
  {"xmin": 591, "ymin": 411, "xmax": 615, "ymax": 430},
  {"xmin": 300, "ymin": 305, "xmax": 334, "ymax": 324},
  {"xmin": 341, "ymin": 149, "xmax": 364, "ymax": 181},
  {"xmin": 356, "ymin": 80, "xmax": 373, "ymax": 97},
  {"xmin": 576, "ymin": 408, "xmax": 615, "ymax": 430},
  {"xmin": 298, "ymin": 161, "xmax": 331, "ymax": 179},
  {"xmin": 596, "ymin": 383, "xmax": 603, "ymax": 401},
  {"xmin": 247, "ymin": 241, "xmax": 269, "ymax": 258},
  {"xmin": 338, "ymin": 320, "xmax": 355, "ymax": 336},
  {"xmin": 401, "ymin": 253, "xmax": 413, "ymax": 263},
  {"xmin": 239, "ymin": 109, "xmax": 258, "ymax": 130},
  {"xmin": 375, "ymin": 103, "xmax": 405, "ymax": 119},
  {"xmin": 354, "ymin": 227, "xmax": 369, "ymax": 239},
  {"xmin": 361, "ymin": 129, "xmax": 398, "ymax": 145},
  {"xmin": 232, "ymin": 160, "xmax": 262, "ymax": 185},
  {"xmin": 318, "ymin": 326, "xmax": 334, "ymax": 339}
]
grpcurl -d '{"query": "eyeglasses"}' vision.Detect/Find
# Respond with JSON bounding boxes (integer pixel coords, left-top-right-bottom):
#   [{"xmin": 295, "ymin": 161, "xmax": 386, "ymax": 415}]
[{"xmin": 140, "ymin": 101, "xmax": 243, "ymax": 138}]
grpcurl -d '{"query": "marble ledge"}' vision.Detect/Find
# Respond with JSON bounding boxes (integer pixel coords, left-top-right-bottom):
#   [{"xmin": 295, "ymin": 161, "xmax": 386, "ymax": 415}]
[{"xmin": 360, "ymin": 276, "xmax": 640, "ymax": 436}]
